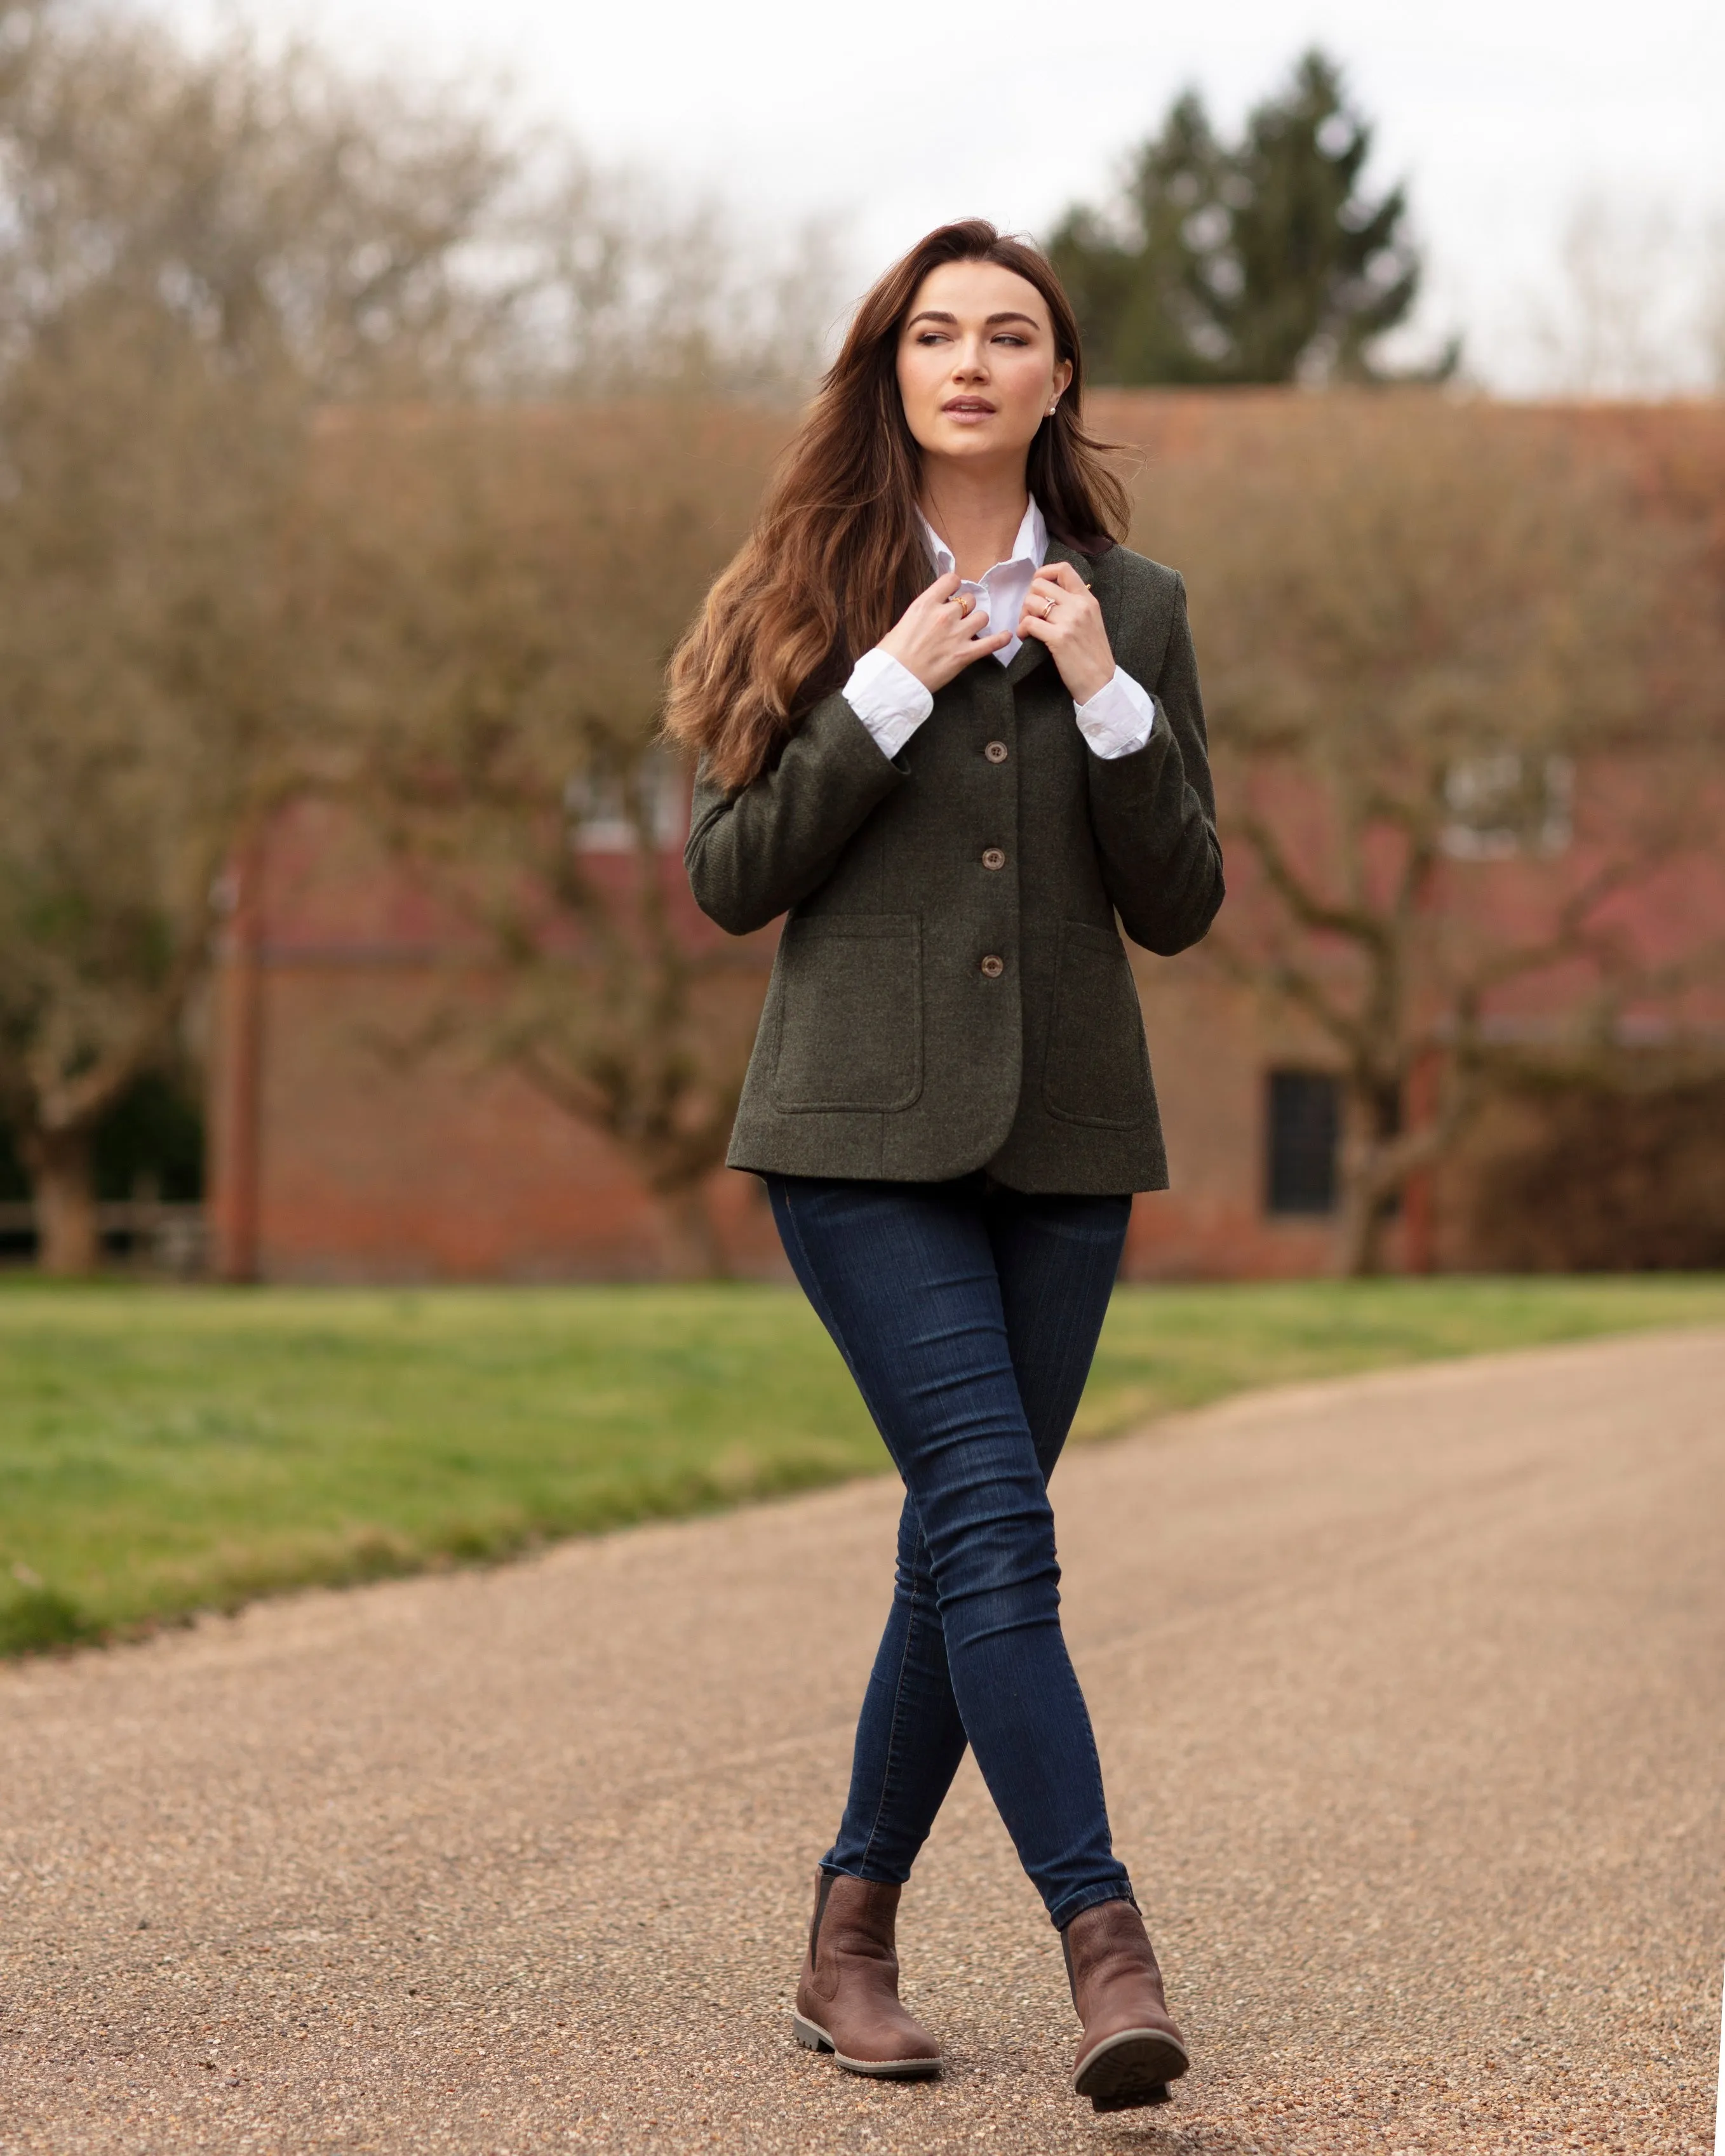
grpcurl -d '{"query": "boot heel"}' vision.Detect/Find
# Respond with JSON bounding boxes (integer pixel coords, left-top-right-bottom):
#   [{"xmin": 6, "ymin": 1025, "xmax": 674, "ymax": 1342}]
[{"xmin": 791, "ymin": 2013, "xmax": 834, "ymax": 2054}]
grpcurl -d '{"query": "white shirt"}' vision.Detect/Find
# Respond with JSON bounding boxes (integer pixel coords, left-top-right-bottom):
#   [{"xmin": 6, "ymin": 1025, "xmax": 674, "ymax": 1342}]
[{"xmin": 840, "ymin": 495, "xmax": 1158, "ymax": 763}]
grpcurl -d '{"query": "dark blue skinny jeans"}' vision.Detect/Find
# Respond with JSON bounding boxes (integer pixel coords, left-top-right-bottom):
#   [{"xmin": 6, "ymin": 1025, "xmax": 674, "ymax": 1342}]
[{"xmin": 766, "ymin": 1170, "xmax": 1135, "ymax": 1930}]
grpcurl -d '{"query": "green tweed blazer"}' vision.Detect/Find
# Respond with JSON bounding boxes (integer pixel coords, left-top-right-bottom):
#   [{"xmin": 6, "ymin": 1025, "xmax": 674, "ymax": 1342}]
[{"xmin": 685, "ymin": 539, "xmax": 1224, "ymax": 1195}]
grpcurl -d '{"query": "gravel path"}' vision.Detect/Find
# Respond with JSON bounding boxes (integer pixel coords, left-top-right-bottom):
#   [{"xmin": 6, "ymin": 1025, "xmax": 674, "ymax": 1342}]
[{"xmin": 3, "ymin": 1328, "xmax": 1722, "ymax": 2156}]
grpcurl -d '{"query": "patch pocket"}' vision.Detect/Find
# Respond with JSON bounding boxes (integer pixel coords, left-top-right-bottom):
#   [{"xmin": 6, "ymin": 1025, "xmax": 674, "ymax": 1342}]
[
  {"xmin": 772, "ymin": 914, "xmax": 923, "ymax": 1113},
  {"xmin": 1042, "ymin": 918, "xmax": 1151, "ymax": 1129}
]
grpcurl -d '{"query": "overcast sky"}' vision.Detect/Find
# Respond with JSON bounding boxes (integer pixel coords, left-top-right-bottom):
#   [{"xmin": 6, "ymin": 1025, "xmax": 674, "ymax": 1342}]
[{"xmin": 168, "ymin": 0, "xmax": 1724, "ymax": 391}]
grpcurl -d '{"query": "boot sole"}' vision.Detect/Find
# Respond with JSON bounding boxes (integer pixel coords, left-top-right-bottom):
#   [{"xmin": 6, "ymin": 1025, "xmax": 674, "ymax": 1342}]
[
  {"xmin": 1074, "ymin": 2026, "xmax": 1189, "ymax": 2112},
  {"xmin": 791, "ymin": 2012, "xmax": 942, "ymax": 2080}
]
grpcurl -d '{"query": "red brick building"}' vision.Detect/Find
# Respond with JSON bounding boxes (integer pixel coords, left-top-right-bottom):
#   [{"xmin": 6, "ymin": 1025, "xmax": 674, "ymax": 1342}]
[{"xmin": 206, "ymin": 396, "xmax": 1725, "ymax": 1283}]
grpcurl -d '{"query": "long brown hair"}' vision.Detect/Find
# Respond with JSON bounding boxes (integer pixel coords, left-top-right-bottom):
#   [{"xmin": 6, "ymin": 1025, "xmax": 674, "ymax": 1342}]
[{"xmin": 664, "ymin": 220, "xmax": 1130, "ymax": 793}]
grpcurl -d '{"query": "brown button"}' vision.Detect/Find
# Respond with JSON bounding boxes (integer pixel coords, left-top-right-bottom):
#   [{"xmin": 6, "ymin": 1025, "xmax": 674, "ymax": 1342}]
[
  {"xmin": 979, "ymin": 954, "xmax": 1005, "ymax": 979},
  {"xmin": 981, "ymin": 847, "xmax": 1006, "ymax": 871},
  {"xmin": 984, "ymin": 740, "xmax": 1009, "ymax": 763}
]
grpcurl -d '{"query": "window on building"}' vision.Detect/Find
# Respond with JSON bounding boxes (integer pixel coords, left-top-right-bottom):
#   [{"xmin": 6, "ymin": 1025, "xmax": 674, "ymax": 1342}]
[
  {"xmin": 1441, "ymin": 752, "xmax": 1573, "ymax": 860},
  {"xmin": 563, "ymin": 749, "xmax": 685, "ymax": 853},
  {"xmin": 1266, "ymin": 1069, "xmax": 1341, "ymax": 1215}
]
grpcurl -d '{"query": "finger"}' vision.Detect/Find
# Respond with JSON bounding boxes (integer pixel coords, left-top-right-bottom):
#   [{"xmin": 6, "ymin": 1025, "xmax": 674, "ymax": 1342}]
[
  {"xmin": 925, "ymin": 570, "xmax": 963, "ymax": 605},
  {"xmin": 956, "ymin": 628, "xmax": 1014, "ymax": 664},
  {"xmin": 1041, "ymin": 561, "xmax": 1086, "ymax": 590},
  {"xmin": 1028, "ymin": 570, "xmax": 1086, "ymax": 606}
]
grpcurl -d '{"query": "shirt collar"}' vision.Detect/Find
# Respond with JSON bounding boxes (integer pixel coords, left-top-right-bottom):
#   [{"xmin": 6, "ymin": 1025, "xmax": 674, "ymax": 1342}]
[{"xmin": 918, "ymin": 494, "xmax": 1047, "ymax": 580}]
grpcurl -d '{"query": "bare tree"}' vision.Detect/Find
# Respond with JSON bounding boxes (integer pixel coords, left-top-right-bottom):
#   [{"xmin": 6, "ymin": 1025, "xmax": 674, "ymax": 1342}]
[
  {"xmin": 0, "ymin": 279, "xmax": 301, "ymax": 1271},
  {"xmin": 0, "ymin": 3, "xmax": 843, "ymax": 1271},
  {"xmin": 1526, "ymin": 191, "xmax": 1725, "ymax": 399},
  {"xmin": 314, "ymin": 402, "xmax": 788, "ymax": 1275},
  {"xmin": 1135, "ymin": 395, "xmax": 1722, "ymax": 1273},
  {"xmin": 0, "ymin": 2, "xmax": 523, "ymax": 1269},
  {"xmin": 0, "ymin": 4, "xmax": 513, "ymax": 394},
  {"xmin": 496, "ymin": 162, "xmax": 844, "ymax": 401}
]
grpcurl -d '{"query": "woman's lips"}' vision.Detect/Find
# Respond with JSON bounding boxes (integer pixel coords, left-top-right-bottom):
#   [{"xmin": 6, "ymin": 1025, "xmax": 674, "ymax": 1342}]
[{"xmin": 943, "ymin": 399, "xmax": 997, "ymax": 419}]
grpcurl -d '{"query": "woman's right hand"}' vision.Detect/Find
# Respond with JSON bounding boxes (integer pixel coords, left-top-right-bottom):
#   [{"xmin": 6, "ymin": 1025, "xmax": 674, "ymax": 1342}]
[{"xmin": 878, "ymin": 571, "xmax": 1012, "ymax": 692}]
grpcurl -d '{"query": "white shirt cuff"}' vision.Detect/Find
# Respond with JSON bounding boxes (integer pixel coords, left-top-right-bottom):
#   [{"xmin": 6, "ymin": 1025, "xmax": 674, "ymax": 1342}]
[
  {"xmin": 842, "ymin": 648, "xmax": 933, "ymax": 761},
  {"xmin": 1074, "ymin": 666, "xmax": 1157, "ymax": 759}
]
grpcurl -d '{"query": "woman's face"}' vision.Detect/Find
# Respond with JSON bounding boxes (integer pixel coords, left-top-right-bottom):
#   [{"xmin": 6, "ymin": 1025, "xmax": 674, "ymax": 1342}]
[{"xmin": 895, "ymin": 258, "xmax": 1073, "ymax": 478}]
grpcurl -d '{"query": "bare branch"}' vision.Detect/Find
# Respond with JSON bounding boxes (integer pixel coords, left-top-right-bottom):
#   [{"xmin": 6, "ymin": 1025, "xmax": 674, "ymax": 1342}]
[
  {"xmin": 1237, "ymin": 812, "xmax": 1393, "ymax": 954},
  {"xmin": 1138, "ymin": 393, "xmax": 1725, "ymax": 1272}
]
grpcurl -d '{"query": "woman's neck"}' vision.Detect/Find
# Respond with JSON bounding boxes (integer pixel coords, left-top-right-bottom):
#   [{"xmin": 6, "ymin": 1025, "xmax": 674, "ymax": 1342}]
[{"xmin": 919, "ymin": 463, "xmax": 1031, "ymax": 582}]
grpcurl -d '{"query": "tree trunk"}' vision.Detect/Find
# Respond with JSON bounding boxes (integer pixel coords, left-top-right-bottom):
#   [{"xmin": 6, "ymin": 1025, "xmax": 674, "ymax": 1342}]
[
  {"xmin": 1334, "ymin": 1162, "xmax": 1390, "ymax": 1276},
  {"xmin": 1334, "ymin": 1077, "xmax": 1404, "ymax": 1276},
  {"xmin": 654, "ymin": 1179, "xmax": 730, "ymax": 1281},
  {"xmin": 25, "ymin": 1125, "xmax": 101, "ymax": 1276}
]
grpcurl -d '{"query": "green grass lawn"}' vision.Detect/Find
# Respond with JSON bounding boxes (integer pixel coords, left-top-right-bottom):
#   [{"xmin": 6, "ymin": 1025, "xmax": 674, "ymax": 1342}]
[{"xmin": 3, "ymin": 1275, "xmax": 1722, "ymax": 1655}]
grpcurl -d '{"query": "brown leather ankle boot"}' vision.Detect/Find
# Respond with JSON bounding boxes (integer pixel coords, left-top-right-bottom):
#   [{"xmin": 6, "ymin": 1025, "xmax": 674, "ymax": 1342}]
[
  {"xmin": 1062, "ymin": 1896, "xmax": 1189, "ymax": 2112},
  {"xmin": 791, "ymin": 1869, "xmax": 941, "ymax": 2079}
]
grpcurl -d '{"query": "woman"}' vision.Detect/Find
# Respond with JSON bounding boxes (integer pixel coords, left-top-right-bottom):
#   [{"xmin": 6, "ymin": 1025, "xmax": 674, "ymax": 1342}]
[{"xmin": 666, "ymin": 220, "xmax": 1223, "ymax": 2115}]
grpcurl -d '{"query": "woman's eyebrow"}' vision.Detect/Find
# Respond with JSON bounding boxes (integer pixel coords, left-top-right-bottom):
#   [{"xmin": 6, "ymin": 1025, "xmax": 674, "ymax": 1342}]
[{"xmin": 906, "ymin": 309, "xmax": 1044, "ymax": 330}]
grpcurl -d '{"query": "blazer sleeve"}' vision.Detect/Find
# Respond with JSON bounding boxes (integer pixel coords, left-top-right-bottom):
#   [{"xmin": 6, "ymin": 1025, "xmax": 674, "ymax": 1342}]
[
  {"xmin": 684, "ymin": 690, "xmax": 908, "ymax": 935},
  {"xmin": 1085, "ymin": 572, "xmax": 1225, "ymax": 957}
]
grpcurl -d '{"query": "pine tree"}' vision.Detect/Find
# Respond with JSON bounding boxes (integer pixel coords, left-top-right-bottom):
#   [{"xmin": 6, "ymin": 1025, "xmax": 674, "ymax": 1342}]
[
  {"xmin": 1051, "ymin": 92, "xmax": 1227, "ymax": 387},
  {"xmin": 1050, "ymin": 50, "xmax": 1451, "ymax": 386}
]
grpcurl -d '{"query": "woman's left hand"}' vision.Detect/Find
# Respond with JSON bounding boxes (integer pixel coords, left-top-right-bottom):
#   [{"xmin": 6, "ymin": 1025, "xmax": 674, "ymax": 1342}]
[{"xmin": 1017, "ymin": 561, "xmax": 1115, "ymax": 706}]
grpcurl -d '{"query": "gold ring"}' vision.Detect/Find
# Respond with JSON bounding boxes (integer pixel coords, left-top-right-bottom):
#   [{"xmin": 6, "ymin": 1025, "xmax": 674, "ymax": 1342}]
[{"xmin": 1042, "ymin": 595, "xmax": 1057, "ymax": 619}]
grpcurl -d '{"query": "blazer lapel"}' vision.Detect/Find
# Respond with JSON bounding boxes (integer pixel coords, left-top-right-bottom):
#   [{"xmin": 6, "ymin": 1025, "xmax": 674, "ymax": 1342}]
[{"xmin": 1005, "ymin": 538, "xmax": 1096, "ymax": 688}]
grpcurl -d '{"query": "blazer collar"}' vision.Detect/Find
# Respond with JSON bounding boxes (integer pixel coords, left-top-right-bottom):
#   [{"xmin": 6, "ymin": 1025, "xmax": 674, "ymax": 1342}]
[{"xmin": 1005, "ymin": 536, "xmax": 1096, "ymax": 688}]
